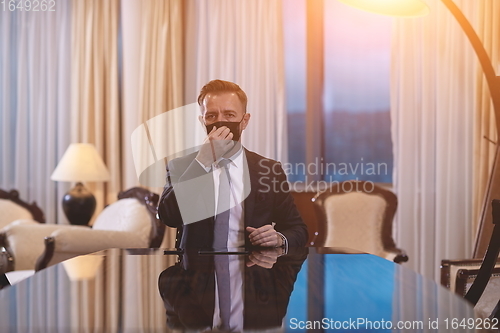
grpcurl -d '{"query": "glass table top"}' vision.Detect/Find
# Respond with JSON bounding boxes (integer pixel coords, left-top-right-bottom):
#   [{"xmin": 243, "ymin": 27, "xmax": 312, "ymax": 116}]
[{"xmin": 0, "ymin": 247, "xmax": 478, "ymax": 332}]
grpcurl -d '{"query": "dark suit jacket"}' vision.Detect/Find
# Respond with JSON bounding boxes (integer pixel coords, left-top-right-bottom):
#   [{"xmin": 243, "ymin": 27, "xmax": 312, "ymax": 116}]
[
  {"xmin": 158, "ymin": 149, "xmax": 308, "ymax": 248},
  {"xmin": 158, "ymin": 248, "xmax": 308, "ymax": 330}
]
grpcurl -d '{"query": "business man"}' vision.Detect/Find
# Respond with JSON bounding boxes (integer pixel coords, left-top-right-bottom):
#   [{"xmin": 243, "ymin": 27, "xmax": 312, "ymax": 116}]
[{"xmin": 158, "ymin": 80, "xmax": 307, "ymax": 249}]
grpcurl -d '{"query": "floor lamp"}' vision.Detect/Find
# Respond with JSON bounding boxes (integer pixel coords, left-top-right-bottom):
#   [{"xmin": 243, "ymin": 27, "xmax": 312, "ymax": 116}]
[{"xmin": 337, "ymin": 0, "xmax": 500, "ymax": 258}]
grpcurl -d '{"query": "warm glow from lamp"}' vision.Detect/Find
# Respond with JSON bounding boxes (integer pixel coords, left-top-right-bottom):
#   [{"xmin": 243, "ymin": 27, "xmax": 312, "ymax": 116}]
[
  {"xmin": 337, "ymin": 0, "xmax": 429, "ymax": 17},
  {"xmin": 62, "ymin": 255, "xmax": 104, "ymax": 281}
]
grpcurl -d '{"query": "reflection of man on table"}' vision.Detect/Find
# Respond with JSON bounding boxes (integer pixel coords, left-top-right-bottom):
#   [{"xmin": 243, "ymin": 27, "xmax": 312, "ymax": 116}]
[
  {"xmin": 158, "ymin": 248, "xmax": 308, "ymax": 332},
  {"xmin": 158, "ymin": 80, "xmax": 308, "ymax": 251}
]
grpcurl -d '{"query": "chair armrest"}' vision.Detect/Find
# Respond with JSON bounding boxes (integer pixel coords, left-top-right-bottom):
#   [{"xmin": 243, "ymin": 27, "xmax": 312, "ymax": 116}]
[
  {"xmin": 0, "ymin": 219, "xmax": 39, "ymax": 233},
  {"xmin": 51, "ymin": 228, "xmax": 146, "ymax": 252},
  {"xmin": 383, "ymin": 248, "xmax": 409, "ymax": 264},
  {"xmin": 36, "ymin": 228, "xmax": 147, "ymax": 270},
  {"xmin": 440, "ymin": 258, "xmax": 500, "ymax": 292},
  {"xmin": 6, "ymin": 219, "xmax": 39, "ymax": 226},
  {"xmin": 1, "ymin": 223, "xmax": 87, "ymax": 271}
]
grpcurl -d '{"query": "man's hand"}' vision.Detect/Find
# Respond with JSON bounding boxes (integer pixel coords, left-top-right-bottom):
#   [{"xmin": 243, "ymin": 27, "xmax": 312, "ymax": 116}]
[
  {"xmin": 246, "ymin": 225, "xmax": 282, "ymax": 247},
  {"xmin": 246, "ymin": 248, "xmax": 281, "ymax": 269},
  {"xmin": 196, "ymin": 126, "xmax": 234, "ymax": 167}
]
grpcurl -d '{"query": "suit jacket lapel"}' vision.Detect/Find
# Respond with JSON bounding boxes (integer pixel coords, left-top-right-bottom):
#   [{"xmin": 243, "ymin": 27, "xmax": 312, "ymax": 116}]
[{"xmin": 244, "ymin": 149, "xmax": 259, "ymax": 228}]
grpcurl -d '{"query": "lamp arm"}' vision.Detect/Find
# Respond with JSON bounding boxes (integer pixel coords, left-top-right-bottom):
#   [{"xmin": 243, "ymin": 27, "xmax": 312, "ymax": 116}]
[
  {"xmin": 441, "ymin": 0, "xmax": 500, "ymax": 258},
  {"xmin": 441, "ymin": 0, "xmax": 500, "ymax": 133}
]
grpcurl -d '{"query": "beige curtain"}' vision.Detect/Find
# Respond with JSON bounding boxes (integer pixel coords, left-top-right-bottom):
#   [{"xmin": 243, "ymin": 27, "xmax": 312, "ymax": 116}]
[
  {"xmin": 121, "ymin": 0, "xmax": 184, "ymax": 247},
  {"xmin": 138, "ymin": 0, "xmax": 184, "ymax": 123},
  {"xmin": 122, "ymin": 253, "xmax": 177, "ymax": 332},
  {"xmin": 65, "ymin": 250, "xmax": 177, "ymax": 333},
  {"xmin": 185, "ymin": 0, "xmax": 287, "ymax": 162},
  {"xmin": 0, "ymin": 3, "xmax": 72, "ymax": 328},
  {"xmin": 120, "ymin": 0, "xmax": 184, "ymax": 330},
  {"xmin": 391, "ymin": 0, "xmax": 477, "ymax": 281},
  {"xmin": 70, "ymin": 0, "xmax": 122, "ymax": 331},
  {"xmin": 69, "ymin": 254, "xmax": 121, "ymax": 332},
  {"xmin": 472, "ymin": 1, "xmax": 500, "ymax": 237},
  {"xmin": 136, "ymin": 0, "xmax": 185, "ymax": 199},
  {"xmin": 71, "ymin": 0, "xmax": 122, "ymax": 214}
]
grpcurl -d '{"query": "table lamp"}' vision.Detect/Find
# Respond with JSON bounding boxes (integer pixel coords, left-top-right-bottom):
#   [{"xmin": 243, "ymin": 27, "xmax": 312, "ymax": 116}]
[{"xmin": 51, "ymin": 143, "xmax": 110, "ymax": 226}]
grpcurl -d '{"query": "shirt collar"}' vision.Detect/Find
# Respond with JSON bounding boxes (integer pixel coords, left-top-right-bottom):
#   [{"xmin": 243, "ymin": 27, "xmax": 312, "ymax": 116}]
[
  {"xmin": 217, "ymin": 145, "xmax": 244, "ymax": 169},
  {"xmin": 229, "ymin": 146, "xmax": 244, "ymax": 168}
]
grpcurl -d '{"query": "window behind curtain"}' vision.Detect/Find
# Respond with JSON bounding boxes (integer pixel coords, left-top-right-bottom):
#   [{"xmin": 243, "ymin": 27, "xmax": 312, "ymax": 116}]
[{"xmin": 284, "ymin": 0, "xmax": 393, "ymax": 184}]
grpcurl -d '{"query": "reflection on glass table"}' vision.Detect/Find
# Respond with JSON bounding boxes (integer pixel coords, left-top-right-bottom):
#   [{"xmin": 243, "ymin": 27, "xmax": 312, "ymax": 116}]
[
  {"xmin": 0, "ymin": 247, "xmax": 477, "ymax": 332},
  {"xmin": 159, "ymin": 248, "xmax": 307, "ymax": 332}
]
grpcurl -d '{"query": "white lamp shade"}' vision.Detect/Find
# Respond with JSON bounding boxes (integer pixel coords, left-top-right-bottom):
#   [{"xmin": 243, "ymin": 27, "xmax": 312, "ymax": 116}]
[
  {"xmin": 51, "ymin": 143, "xmax": 111, "ymax": 182},
  {"xmin": 337, "ymin": 0, "xmax": 429, "ymax": 17}
]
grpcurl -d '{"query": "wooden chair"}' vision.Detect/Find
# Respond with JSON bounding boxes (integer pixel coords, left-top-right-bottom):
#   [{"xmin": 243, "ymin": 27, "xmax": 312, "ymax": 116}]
[
  {"xmin": 36, "ymin": 187, "xmax": 165, "ymax": 270},
  {"xmin": 440, "ymin": 258, "xmax": 500, "ymax": 291},
  {"xmin": 455, "ymin": 267, "xmax": 500, "ymax": 319},
  {"xmin": 311, "ymin": 180, "xmax": 408, "ymax": 263},
  {"xmin": 0, "ymin": 189, "xmax": 45, "ymax": 226},
  {"xmin": 441, "ymin": 200, "xmax": 500, "ymax": 319},
  {"xmin": 0, "ymin": 187, "xmax": 165, "ymax": 273},
  {"xmin": 0, "ymin": 189, "xmax": 45, "ymax": 273},
  {"xmin": 463, "ymin": 199, "xmax": 500, "ymax": 319}
]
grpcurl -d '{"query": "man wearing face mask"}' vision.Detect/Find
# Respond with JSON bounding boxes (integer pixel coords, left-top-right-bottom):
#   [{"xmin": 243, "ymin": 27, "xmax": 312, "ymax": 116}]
[{"xmin": 158, "ymin": 80, "xmax": 308, "ymax": 251}]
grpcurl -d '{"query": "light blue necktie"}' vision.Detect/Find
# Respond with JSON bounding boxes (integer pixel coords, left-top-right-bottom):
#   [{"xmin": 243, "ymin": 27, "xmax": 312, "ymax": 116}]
[
  {"xmin": 213, "ymin": 159, "xmax": 231, "ymax": 250},
  {"xmin": 212, "ymin": 159, "xmax": 232, "ymax": 330}
]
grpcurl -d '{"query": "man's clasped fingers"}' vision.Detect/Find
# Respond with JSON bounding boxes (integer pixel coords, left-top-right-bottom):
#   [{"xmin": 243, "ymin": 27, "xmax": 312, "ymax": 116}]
[
  {"xmin": 246, "ymin": 225, "xmax": 279, "ymax": 247},
  {"xmin": 246, "ymin": 249, "xmax": 279, "ymax": 269}
]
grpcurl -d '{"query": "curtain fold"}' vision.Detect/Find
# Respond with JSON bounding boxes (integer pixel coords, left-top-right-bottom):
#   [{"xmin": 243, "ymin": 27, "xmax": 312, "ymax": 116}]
[
  {"xmin": 185, "ymin": 0, "xmax": 287, "ymax": 162},
  {"xmin": 472, "ymin": 0, "xmax": 500, "ymax": 238},
  {"xmin": 0, "ymin": 0, "xmax": 71, "ymax": 224},
  {"xmin": 121, "ymin": 0, "xmax": 184, "ymax": 247},
  {"xmin": 68, "ymin": 253, "xmax": 120, "ymax": 332},
  {"xmin": 120, "ymin": 0, "xmax": 184, "ymax": 330},
  {"xmin": 138, "ymin": 0, "xmax": 184, "ymax": 123},
  {"xmin": 70, "ymin": 1, "xmax": 122, "ymax": 330},
  {"xmin": 0, "ymin": 2, "xmax": 72, "ymax": 329},
  {"xmin": 70, "ymin": 0, "xmax": 122, "ymax": 214},
  {"xmin": 391, "ymin": 0, "xmax": 477, "ymax": 281}
]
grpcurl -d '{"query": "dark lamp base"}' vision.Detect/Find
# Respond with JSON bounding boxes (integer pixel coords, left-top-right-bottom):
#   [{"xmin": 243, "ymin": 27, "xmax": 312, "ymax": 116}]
[{"xmin": 62, "ymin": 182, "xmax": 96, "ymax": 226}]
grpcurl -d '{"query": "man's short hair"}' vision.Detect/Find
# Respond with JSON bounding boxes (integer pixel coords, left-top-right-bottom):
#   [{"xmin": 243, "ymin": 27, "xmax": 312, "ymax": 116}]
[{"xmin": 197, "ymin": 79, "xmax": 247, "ymax": 112}]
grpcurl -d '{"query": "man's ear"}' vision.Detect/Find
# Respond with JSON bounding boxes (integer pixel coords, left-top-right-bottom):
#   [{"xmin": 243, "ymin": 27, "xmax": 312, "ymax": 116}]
[
  {"xmin": 241, "ymin": 113, "xmax": 251, "ymax": 131},
  {"xmin": 198, "ymin": 114, "xmax": 205, "ymax": 127}
]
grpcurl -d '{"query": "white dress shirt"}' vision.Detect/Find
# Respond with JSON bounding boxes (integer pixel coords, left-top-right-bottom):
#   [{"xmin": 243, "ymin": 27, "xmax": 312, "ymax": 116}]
[
  {"xmin": 196, "ymin": 147, "xmax": 288, "ymax": 251},
  {"xmin": 197, "ymin": 149, "xmax": 247, "ymax": 331},
  {"xmin": 195, "ymin": 147, "xmax": 289, "ymax": 331},
  {"xmin": 197, "ymin": 147, "xmax": 247, "ymax": 248}
]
